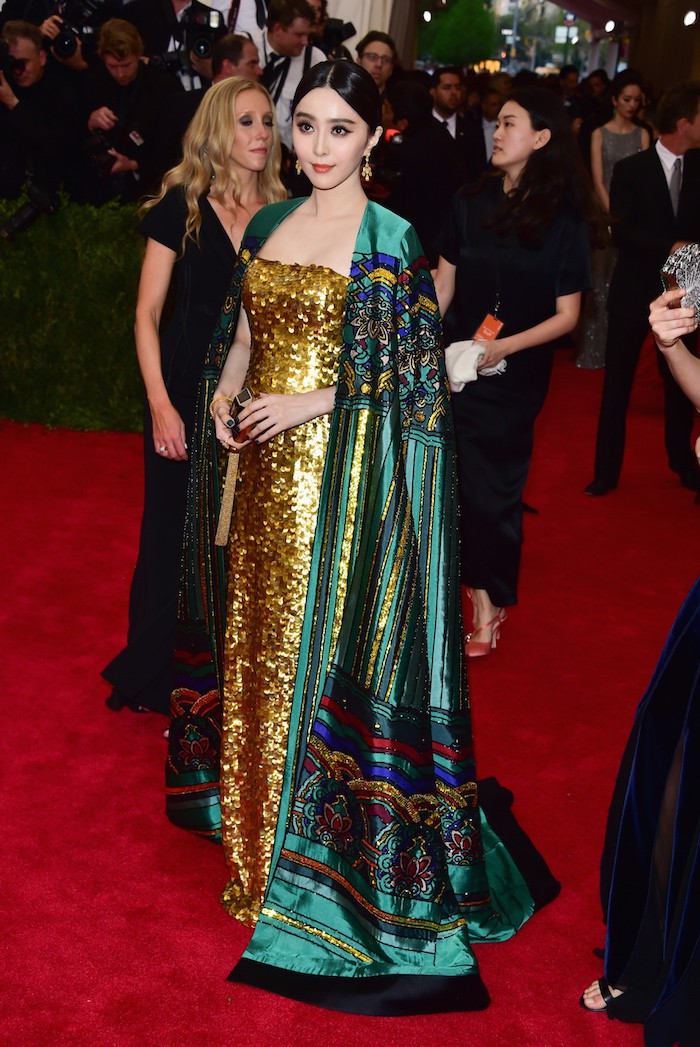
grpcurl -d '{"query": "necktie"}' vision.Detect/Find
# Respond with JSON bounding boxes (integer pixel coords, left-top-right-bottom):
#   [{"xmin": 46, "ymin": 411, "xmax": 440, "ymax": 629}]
[
  {"xmin": 262, "ymin": 54, "xmax": 290, "ymax": 101},
  {"xmin": 262, "ymin": 53, "xmax": 281, "ymax": 88},
  {"xmin": 255, "ymin": 0, "xmax": 267, "ymax": 29},
  {"xmin": 443, "ymin": 119, "xmax": 452, "ymax": 139},
  {"xmin": 670, "ymin": 157, "xmax": 682, "ymax": 216}
]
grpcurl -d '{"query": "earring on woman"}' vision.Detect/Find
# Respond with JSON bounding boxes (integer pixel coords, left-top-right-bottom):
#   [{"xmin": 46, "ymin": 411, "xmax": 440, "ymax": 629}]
[
  {"xmin": 295, "ymin": 158, "xmax": 302, "ymax": 175},
  {"xmin": 361, "ymin": 153, "xmax": 372, "ymax": 181}
]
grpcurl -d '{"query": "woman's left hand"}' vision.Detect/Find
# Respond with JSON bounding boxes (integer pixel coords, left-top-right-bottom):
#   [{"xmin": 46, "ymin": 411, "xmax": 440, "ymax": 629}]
[
  {"xmin": 475, "ymin": 338, "xmax": 511, "ymax": 371},
  {"xmin": 235, "ymin": 389, "xmax": 333, "ymax": 444}
]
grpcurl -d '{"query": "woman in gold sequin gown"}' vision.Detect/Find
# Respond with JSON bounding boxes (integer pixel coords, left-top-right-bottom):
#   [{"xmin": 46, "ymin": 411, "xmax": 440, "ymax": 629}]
[
  {"xmin": 216, "ymin": 259, "xmax": 350, "ymax": 921},
  {"xmin": 198, "ymin": 61, "xmax": 542, "ymax": 1015}
]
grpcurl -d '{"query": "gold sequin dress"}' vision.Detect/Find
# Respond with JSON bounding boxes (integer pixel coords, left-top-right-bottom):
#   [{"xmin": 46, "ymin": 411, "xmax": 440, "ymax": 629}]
[{"xmin": 220, "ymin": 256, "xmax": 349, "ymax": 923}]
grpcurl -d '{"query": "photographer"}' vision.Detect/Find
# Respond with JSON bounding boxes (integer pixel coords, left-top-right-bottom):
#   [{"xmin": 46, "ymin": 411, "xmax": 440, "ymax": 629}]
[
  {"xmin": 82, "ymin": 18, "xmax": 180, "ymax": 202},
  {"xmin": 0, "ymin": 20, "xmax": 77, "ymax": 202},
  {"xmin": 0, "ymin": 0, "xmax": 122, "ymax": 69},
  {"xmin": 123, "ymin": 0, "xmax": 223, "ymax": 91}
]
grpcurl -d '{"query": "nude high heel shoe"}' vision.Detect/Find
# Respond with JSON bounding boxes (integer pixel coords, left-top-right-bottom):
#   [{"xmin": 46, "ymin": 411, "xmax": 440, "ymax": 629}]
[{"xmin": 465, "ymin": 608, "xmax": 507, "ymax": 658}]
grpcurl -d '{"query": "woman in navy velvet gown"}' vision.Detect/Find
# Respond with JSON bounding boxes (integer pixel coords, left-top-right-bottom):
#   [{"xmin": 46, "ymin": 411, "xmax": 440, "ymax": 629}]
[{"xmin": 581, "ymin": 285, "xmax": 700, "ymax": 1047}]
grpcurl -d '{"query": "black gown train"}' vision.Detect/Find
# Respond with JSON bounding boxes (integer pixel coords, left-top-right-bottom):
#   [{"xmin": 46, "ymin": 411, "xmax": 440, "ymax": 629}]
[{"xmin": 103, "ymin": 189, "xmax": 236, "ymax": 713}]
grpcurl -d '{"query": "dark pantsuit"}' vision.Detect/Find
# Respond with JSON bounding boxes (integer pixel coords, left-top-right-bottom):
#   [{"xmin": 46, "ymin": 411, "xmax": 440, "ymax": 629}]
[
  {"xmin": 593, "ymin": 312, "xmax": 697, "ymax": 487},
  {"xmin": 591, "ymin": 146, "xmax": 700, "ymax": 489}
]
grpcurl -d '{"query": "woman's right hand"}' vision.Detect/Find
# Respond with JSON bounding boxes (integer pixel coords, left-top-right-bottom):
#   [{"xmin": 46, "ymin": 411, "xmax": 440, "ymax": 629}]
[
  {"xmin": 649, "ymin": 287, "xmax": 697, "ymax": 350},
  {"xmin": 150, "ymin": 400, "xmax": 188, "ymax": 461}
]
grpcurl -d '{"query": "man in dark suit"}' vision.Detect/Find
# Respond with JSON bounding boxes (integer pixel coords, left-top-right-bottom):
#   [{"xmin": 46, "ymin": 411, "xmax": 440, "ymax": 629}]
[
  {"xmin": 387, "ymin": 66, "xmax": 481, "ymax": 265},
  {"xmin": 586, "ymin": 81, "xmax": 700, "ymax": 496},
  {"xmin": 429, "ymin": 66, "xmax": 482, "ymax": 186}
]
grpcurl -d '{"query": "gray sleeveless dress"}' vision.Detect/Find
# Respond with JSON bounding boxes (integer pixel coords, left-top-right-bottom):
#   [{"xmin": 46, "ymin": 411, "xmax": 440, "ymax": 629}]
[{"xmin": 576, "ymin": 126, "xmax": 645, "ymax": 369}]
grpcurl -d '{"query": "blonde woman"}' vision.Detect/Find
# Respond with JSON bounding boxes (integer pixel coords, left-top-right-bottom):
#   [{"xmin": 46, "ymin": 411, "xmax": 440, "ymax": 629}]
[{"xmin": 103, "ymin": 76, "xmax": 285, "ymax": 716}]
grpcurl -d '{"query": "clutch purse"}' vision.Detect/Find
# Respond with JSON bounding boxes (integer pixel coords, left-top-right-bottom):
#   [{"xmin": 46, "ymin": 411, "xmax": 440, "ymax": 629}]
[
  {"xmin": 215, "ymin": 386, "xmax": 255, "ymax": 547},
  {"xmin": 661, "ymin": 242, "xmax": 700, "ymax": 314}
]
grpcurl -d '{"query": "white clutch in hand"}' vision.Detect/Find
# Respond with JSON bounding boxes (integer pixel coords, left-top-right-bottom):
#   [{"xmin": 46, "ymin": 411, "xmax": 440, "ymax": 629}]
[{"xmin": 445, "ymin": 340, "xmax": 507, "ymax": 393}]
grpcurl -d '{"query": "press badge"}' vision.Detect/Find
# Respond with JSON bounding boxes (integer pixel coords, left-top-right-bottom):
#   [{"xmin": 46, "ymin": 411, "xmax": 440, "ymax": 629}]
[{"xmin": 474, "ymin": 313, "xmax": 504, "ymax": 341}]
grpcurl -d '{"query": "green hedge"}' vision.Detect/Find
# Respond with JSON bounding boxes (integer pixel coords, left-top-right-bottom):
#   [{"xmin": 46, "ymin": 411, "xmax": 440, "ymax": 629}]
[{"xmin": 0, "ymin": 193, "xmax": 144, "ymax": 431}]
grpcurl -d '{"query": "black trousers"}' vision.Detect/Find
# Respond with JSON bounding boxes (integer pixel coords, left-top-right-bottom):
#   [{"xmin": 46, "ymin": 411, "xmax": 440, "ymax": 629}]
[
  {"xmin": 592, "ymin": 310, "xmax": 697, "ymax": 487},
  {"xmin": 452, "ymin": 364, "xmax": 550, "ymax": 608}
]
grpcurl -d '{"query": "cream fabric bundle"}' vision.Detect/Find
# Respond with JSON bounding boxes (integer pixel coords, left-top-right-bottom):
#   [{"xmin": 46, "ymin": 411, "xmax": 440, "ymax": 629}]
[{"xmin": 444, "ymin": 340, "xmax": 507, "ymax": 393}]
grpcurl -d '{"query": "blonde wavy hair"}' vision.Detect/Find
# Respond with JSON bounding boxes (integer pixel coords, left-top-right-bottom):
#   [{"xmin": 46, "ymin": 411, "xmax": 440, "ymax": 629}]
[{"xmin": 143, "ymin": 77, "xmax": 286, "ymax": 251}]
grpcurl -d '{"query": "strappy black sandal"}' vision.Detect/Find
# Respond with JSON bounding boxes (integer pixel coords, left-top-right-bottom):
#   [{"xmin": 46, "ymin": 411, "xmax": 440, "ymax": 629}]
[{"xmin": 579, "ymin": 977, "xmax": 623, "ymax": 1015}]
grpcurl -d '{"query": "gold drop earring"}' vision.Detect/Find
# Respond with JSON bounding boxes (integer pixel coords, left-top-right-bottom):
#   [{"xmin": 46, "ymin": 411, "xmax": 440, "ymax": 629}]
[
  {"xmin": 295, "ymin": 158, "xmax": 302, "ymax": 175},
  {"xmin": 361, "ymin": 153, "xmax": 372, "ymax": 181}
]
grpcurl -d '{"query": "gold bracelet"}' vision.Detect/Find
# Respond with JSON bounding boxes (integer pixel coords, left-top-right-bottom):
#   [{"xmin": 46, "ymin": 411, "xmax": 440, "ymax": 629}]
[{"xmin": 209, "ymin": 395, "xmax": 233, "ymax": 420}]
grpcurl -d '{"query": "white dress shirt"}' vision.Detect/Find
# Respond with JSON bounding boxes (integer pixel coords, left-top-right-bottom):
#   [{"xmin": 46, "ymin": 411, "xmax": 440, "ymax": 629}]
[
  {"xmin": 260, "ymin": 35, "xmax": 326, "ymax": 150},
  {"xmin": 482, "ymin": 115, "xmax": 497, "ymax": 162},
  {"xmin": 433, "ymin": 109, "xmax": 457, "ymax": 138}
]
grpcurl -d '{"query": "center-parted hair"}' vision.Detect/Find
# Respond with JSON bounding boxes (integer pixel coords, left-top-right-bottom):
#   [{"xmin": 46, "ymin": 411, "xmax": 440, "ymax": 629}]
[{"xmin": 292, "ymin": 60, "xmax": 382, "ymax": 132}]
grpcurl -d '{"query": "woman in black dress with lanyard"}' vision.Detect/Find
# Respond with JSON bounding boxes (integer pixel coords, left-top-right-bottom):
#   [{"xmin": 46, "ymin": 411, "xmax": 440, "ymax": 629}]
[
  {"xmin": 434, "ymin": 87, "xmax": 594, "ymax": 656},
  {"xmin": 103, "ymin": 76, "xmax": 285, "ymax": 714}
]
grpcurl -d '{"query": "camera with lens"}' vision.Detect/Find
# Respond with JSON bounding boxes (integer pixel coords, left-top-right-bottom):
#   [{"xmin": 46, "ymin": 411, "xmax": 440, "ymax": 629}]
[
  {"xmin": 184, "ymin": 7, "xmax": 225, "ymax": 60},
  {"xmin": 85, "ymin": 123, "xmax": 143, "ymax": 178},
  {"xmin": 51, "ymin": 0, "xmax": 106, "ymax": 58},
  {"xmin": 0, "ymin": 38, "xmax": 28, "ymax": 81},
  {"xmin": 0, "ymin": 178, "xmax": 59, "ymax": 241},
  {"xmin": 153, "ymin": 6, "xmax": 225, "ymax": 77}
]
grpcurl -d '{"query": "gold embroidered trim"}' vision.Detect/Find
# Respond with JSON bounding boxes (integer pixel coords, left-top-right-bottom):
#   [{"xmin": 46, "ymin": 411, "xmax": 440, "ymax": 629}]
[{"xmin": 260, "ymin": 906, "xmax": 373, "ymax": 962}]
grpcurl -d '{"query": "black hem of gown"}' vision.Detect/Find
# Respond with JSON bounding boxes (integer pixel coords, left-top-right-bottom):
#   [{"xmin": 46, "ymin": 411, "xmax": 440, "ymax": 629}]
[
  {"xmin": 226, "ymin": 778, "xmax": 559, "ymax": 1016},
  {"xmin": 228, "ymin": 961, "xmax": 491, "ymax": 1016},
  {"xmin": 477, "ymin": 776, "xmax": 561, "ymax": 911}
]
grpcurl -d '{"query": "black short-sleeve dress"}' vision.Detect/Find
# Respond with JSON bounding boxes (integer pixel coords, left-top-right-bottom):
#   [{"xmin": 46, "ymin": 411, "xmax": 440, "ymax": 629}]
[
  {"xmin": 102, "ymin": 188, "xmax": 237, "ymax": 713},
  {"xmin": 436, "ymin": 177, "xmax": 590, "ymax": 606}
]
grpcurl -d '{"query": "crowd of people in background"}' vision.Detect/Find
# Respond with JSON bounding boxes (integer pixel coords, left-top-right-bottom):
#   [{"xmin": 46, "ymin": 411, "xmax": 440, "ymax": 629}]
[{"xmin": 0, "ymin": 0, "xmax": 664, "ymax": 220}]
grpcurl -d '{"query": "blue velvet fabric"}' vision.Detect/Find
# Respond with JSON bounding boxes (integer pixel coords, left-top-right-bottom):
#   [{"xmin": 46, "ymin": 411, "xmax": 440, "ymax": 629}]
[{"xmin": 601, "ymin": 579, "xmax": 700, "ymax": 1046}]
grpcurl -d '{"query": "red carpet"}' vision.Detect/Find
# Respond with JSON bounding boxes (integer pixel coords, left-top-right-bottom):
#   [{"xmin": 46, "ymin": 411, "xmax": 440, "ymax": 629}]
[{"xmin": 2, "ymin": 341, "xmax": 697, "ymax": 1047}]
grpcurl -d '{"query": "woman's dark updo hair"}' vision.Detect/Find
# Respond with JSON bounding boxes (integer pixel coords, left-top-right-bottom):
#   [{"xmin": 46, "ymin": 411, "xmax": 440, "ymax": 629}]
[
  {"xmin": 610, "ymin": 69, "xmax": 643, "ymax": 100},
  {"xmin": 292, "ymin": 59, "xmax": 382, "ymax": 133},
  {"xmin": 489, "ymin": 85, "xmax": 604, "ymax": 249}
]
